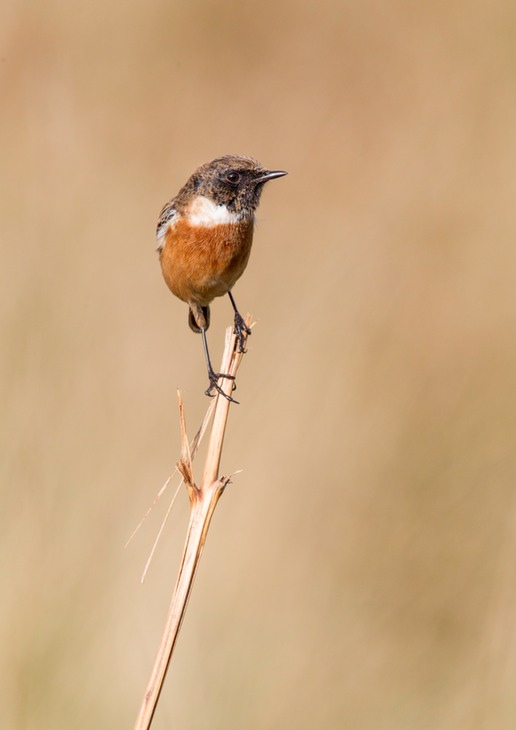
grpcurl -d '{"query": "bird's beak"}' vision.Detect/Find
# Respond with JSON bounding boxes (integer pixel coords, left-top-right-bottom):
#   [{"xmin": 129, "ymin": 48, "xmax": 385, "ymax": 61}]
[{"xmin": 254, "ymin": 170, "xmax": 288, "ymax": 184}]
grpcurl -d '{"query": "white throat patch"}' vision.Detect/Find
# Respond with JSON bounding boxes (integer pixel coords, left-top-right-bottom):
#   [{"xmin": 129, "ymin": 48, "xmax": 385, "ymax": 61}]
[{"xmin": 187, "ymin": 195, "xmax": 242, "ymax": 227}]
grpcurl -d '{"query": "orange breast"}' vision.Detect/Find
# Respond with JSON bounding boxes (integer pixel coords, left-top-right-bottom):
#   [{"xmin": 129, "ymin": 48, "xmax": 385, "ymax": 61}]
[{"xmin": 159, "ymin": 217, "xmax": 254, "ymax": 306}]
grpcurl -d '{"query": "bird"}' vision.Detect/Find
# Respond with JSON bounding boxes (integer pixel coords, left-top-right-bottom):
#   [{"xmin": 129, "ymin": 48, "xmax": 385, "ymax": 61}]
[{"xmin": 156, "ymin": 155, "xmax": 287, "ymax": 402}]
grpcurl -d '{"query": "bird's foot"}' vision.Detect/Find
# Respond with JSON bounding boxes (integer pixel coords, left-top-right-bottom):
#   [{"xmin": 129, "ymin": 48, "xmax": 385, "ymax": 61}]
[
  {"xmin": 234, "ymin": 313, "xmax": 252, "ymax": 353},
  {"xmin": 205, "ymin": 371, "xmax": 238, "ymax": 404}
]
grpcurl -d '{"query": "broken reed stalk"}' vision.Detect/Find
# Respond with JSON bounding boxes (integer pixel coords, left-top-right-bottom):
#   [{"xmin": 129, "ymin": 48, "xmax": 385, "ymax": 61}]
[{"xmin": 133, "ymin": 315, "xmax": 252, "ymax": 730}]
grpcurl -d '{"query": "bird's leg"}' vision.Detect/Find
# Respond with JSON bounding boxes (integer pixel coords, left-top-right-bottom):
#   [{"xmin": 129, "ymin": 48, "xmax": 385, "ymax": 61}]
[
  {"xmin": 228, "ymin": 291, "xmax": 251, "ymax": 353},
  {"xmin": 201, "ymin": 327, "xmax": 238, "ymax": 403}
]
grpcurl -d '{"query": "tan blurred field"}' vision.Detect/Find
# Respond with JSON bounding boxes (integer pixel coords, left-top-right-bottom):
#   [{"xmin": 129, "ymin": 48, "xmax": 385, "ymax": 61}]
[{"xmin": 2, "ymin": 1, "xmax": 516, "ymax": 728}]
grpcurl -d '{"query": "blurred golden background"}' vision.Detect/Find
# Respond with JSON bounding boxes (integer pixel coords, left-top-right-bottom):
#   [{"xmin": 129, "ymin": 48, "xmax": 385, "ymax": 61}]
[{"xmin": 2, "ymin": 1, "xmax": 516, "ymax": 727}]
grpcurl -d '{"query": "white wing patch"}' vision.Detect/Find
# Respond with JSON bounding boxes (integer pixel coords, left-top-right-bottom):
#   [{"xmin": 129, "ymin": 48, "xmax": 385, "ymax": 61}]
[
  {"xmin": 187, "ymin": 195, "xmax": 242, "ymax": 227},
  {"xmin": 156, "ymin": 205, "xmax": 178, "ymax": 251}
]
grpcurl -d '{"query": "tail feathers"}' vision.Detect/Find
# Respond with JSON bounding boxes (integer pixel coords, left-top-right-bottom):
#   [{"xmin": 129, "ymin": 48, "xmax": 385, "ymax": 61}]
[{"xmin": 188, "ymin": 305, "xmax": 210, "ymax": 333}]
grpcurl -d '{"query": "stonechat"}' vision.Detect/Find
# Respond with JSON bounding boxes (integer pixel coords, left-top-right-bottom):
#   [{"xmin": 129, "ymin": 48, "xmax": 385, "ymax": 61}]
[{"xmin": 156, "ymin": 155, "xmax": 287, "ymax": 401}]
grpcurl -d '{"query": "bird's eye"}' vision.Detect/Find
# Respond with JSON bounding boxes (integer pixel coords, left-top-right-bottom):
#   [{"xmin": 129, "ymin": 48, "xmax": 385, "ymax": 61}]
[{"xmin": 226, "ymin": 171, "xmax": 241, "ymax": 185}]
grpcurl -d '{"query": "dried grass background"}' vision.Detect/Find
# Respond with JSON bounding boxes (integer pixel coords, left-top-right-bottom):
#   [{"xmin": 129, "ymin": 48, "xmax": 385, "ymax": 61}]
[{"xmin": 2, "ymin": 1, "xmax": 516, "ymax": 728}]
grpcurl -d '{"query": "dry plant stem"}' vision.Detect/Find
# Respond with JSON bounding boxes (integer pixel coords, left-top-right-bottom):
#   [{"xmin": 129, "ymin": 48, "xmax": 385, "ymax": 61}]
[{"xmin": 133, "ymin": 316, "xmax": 252, "ymax": 730}]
